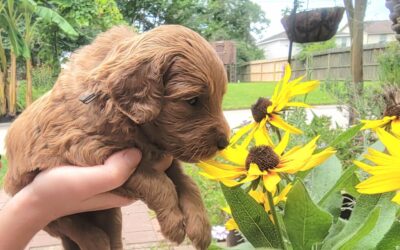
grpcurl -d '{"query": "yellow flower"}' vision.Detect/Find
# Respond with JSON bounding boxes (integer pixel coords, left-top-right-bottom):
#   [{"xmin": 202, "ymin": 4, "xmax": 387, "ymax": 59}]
[
  {"xmin": 198, "ymin": 129, "xmax": 335, "ymax": 194},
  {"xmin": 361, "ymin": 116, "xmax": 400, "ymax": 137},
  {"xmin": 221, "ymin": 206, "xmax": 239, "ymax": 231},
  {"xmin": 222, "ymin": 185, "xmax": 292, "ymax": 230},
  {"xmin": 248, "ymin": 184, "xmax": 293, "ymax": 212},
  {"xmin": 355, "ymin": 128, "xmax": 400, "ymax": 204},
  {"xmin": 250, "ymin": 64, "xmax": 319, "ymax": 135}
]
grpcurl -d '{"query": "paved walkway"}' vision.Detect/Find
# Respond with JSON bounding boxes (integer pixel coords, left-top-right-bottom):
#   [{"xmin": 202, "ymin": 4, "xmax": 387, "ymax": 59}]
[
  {"xmin": 0, "ymin": 190, "xmax": 194, "ymax": 250},
  {"xmin": 0, "ymin": 105, "xmax": 349, "ymax": 249}
]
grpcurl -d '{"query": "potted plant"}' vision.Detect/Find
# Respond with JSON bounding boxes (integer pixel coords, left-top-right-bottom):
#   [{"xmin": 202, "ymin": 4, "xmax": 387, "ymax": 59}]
[{"xmin": 281, "ymin": 6, "xmax": 345, "ymax": 43}]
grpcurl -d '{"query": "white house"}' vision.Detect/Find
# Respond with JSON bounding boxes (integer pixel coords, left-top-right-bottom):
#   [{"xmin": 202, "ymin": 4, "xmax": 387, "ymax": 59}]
[
  {"xmin": 257, "ymin": 20, "xmax": 396, "ymax": 60},
  {"xmin": 256, "ymin": 32, "xmax": 301, "ymax": 60},
  {"xmin": 335, "ymin": 20, "xmax": 396, "ymax": 48}
]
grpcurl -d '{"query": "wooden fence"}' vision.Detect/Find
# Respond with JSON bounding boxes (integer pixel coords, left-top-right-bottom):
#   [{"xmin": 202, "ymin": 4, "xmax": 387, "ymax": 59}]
[{"xmin": 238, "ymin": 44, "xmax": 387, "ymax": 82}]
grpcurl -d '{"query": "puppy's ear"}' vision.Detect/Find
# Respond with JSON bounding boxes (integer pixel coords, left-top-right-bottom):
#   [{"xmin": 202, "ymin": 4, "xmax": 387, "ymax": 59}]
[{"xmin": 90, "ymin": 38, "xmax": 171, "ymax": 124}]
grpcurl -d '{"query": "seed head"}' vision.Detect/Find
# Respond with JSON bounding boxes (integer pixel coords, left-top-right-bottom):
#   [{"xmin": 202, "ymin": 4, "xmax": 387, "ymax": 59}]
[{"xmin": 246, "ymin": 145, "xmax": 280, "ymax": 171}]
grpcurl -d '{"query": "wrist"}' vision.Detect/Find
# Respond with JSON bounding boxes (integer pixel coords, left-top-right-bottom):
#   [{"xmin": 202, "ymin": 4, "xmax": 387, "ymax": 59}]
[{"xmin": 0, "ymin": 189, "xmax": 53, "ymax": 249}]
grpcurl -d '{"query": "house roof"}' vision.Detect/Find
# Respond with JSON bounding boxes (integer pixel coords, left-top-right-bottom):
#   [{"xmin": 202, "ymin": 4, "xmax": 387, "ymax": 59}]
[
  {"xmin": 338, "ymin": 20, "xmax": 393, "ymax": 35},
  {"xmin": 257, "ymin": 31, "xmax": 288, "ymax": 45}
]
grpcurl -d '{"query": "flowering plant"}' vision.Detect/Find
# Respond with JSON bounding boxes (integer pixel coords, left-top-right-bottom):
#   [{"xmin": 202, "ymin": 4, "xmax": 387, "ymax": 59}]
[{"xmin": 198, "ymin": 65, "xmax": 400, "ymax": 249}]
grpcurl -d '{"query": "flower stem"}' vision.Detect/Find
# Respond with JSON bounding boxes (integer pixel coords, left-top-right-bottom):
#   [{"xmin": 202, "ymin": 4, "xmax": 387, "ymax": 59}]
[{"xmin": 266, "ymin": 190, "xmax": 286, "ymax": 250}]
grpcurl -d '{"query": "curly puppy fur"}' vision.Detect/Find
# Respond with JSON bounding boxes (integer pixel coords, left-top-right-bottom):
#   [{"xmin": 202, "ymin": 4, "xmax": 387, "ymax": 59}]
[{"xmin": 4, "ymin": 25, "xmax": 230, "ymax": 250}]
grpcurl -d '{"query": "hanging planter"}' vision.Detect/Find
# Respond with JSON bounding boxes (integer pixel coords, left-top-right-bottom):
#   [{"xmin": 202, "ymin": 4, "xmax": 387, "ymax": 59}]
[
  {"xmin": 385, "ymin": 0, "xmax": 400, "ymax": 42},
  {"xmin": 281, "ymin": 7, "xmax": 345, "ymax": 44}
]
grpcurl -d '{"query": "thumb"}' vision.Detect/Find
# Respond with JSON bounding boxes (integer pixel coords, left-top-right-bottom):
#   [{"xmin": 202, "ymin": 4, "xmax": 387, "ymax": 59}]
[
  {"xmin": 103, "ymin": 148, "xmax": 142, "ymax": 186},
  {"xmin": 79, "ymin": 148, "xmax": 142, "ymax": 195}
]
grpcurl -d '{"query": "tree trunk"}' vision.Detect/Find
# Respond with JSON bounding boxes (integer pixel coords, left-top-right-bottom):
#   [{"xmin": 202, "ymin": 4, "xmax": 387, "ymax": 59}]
[
  {"xmin": 0, "ymin": 69, "xmax": 6, "ymax": 116},
  {"xmin": 346, "ymin": 0, "xmax": 367, "ymax": 125},
  {"xmin": 26, "ymin": 58, "xmax": 33, "ymax": 106},
  {"xmin": 8, "ymin": 52, "xmax": 17, "ymax": 116}
]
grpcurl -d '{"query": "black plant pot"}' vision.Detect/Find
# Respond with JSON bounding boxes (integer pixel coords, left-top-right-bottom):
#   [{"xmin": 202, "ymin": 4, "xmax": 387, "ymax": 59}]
[
  {"xmin": 386, "ymin": 0, "xmax": 400, "ymax": 42},
  {"xmin": 281, "ymin": 7, "xmax": 345, "ymax": 43}
]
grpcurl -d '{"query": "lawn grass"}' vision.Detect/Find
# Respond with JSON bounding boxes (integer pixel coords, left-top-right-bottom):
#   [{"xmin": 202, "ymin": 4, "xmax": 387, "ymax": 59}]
[{"xmin": 222, "ymin": 81, "xmax": 337, "ymax": 110}]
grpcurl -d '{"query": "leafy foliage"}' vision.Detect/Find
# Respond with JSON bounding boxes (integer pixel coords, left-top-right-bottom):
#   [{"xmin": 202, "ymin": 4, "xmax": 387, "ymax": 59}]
[
  {"xmin": 33, "ymin": 0, "xmax": 124, "ymax": 67},
  {"xmin": 184, "ymin": 164, "xmax": 226, "ymax": 225},
  {"xmin": 117, "ymin": 0, "xmax": 269, "ymax": 64},
  {"xmin": 296, "ymin": 38, "xmax": 337, "ymax": 62},
  {"xmin": 221, "ymin": 184, "xmax": 281, "ymax": 248},
  {"xmin": 378, "ymin": 41, "xmax": 400, "ymax": 86},
  {"xmin": 284, "ymin": 181, "xmax": 333, "ymax": 250}
]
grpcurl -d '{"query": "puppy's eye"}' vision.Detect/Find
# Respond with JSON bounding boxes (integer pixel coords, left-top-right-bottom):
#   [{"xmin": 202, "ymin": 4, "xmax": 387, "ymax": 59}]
[{"xmin": 187, "ymin": 97, "xmax": 199, "ymax": 106}]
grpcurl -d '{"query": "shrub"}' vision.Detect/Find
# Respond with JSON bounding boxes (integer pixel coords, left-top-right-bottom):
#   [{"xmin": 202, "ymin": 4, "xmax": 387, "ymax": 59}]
[
  {"xmin": 378, "ymin": 42, "xmax": 400, "ymax": 86},
  {"xmin": 17, "ymin": 66, "xmax": 56, "ymax": 111}
]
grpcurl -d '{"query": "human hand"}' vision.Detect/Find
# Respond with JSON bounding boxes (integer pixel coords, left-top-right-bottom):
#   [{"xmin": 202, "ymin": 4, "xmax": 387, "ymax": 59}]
[{"xmin": 0, "ymin": 148, "xmax": 173, "ymax": 250}]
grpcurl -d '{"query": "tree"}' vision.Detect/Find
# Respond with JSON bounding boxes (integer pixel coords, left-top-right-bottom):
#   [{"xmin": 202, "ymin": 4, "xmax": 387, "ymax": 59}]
[
  {"xmin": 34, "ymin": 0, "xmax": 124, "ymax": 68},
  {"xmin": 0, "ymin": 0, "xmax": 77, "ymax": 115},
  {"xmin": 117, "ymin": 0, "xmax": 269, "ymax": 64},
  {"xmin": 343, "ymin": 0, "xmax": 367, "ymax": 124}
]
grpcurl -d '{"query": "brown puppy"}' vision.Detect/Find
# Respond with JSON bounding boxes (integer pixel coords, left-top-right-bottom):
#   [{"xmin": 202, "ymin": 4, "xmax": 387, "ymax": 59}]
[{"xmin": 4, "ymin": 25, "xmax": 229, "ymax": 250}]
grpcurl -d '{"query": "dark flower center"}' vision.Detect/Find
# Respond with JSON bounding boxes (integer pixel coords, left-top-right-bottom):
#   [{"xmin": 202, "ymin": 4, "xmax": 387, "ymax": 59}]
[
  {"xmin": 384, "ymin": 105, "xmax": 400, "ymax": 118},
  {"xmin": 251, "ymin": 97, "xmax": 272, "ymax": 123},
  {"xmin": 246, "ymin": 145, "xmax": 280, "ymax": 171}
]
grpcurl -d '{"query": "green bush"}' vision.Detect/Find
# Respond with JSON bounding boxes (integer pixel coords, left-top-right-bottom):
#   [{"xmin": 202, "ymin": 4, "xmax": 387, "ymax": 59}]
[
  {"xmin": 378, "ymin": 42, "xmax": 400, "ymax": 86},
  {"xmin": 184, "ymin": 164, "xmax": 227, "ymax": 226}
]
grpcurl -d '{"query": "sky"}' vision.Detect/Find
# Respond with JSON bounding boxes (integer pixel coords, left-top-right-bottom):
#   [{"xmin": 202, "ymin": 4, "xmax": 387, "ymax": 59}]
[{"xmin": 251, "ymin": 0, "xmax": 391, "ymax": 41}]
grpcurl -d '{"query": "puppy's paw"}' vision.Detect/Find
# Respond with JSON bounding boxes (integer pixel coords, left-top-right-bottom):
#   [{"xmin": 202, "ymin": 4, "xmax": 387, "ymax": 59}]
[
  {"xmin": 158, "ymin": 208, "xmax": 186, "ymax": 244},
  {"xmin": 185, "ymin": 211, "xmax": 211, "ymax": 250}
]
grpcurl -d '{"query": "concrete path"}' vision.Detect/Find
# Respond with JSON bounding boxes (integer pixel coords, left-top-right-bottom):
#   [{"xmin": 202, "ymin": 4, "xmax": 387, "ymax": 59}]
[{"xmin": 0, "ymin": 105, "xmax": 349, "ymax": 249}]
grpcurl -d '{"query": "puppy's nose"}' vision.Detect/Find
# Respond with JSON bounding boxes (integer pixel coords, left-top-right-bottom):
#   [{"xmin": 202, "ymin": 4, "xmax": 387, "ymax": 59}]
[{"xmin": 217, "ymin": 137, "xmax": 229, "ymax": 150}]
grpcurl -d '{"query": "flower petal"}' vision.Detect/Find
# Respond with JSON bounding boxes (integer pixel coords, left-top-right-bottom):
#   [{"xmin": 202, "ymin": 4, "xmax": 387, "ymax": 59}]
[
  {"xmin": 254, "ymin": 119, "xmax": 274, "ymax": 146},
  {"xmin": 225, "ymin": 218, "xmax": 239, "ymax": 231},
  {"xmin": 364, "ymin": 148, "xmax": 400, "ymax": 167},
  {"xmin": 391, "ymin": 192, "xmax": 400, "ymax": 205},
  {"xmin": 249, "ymin": 189, "xmax": 266, "ymax": 204},
  {"xmin": 285, "ymin": 102, "xmax": 313, "ymax": 108},
  {"xmin": 391, "ymin": 119, "xmax": 400, "ymax": 138},
  {"xmin": 361, "ymin": 116, "xmax": 395, "ymax": 130},
  {"xmin": 220, "ymin": 146, "xmax": 248, "ymax": 166},
  {"xmin": 300, "ymin": 147, "xmax": 336, "ymax": 171},
  {"xmin": 376, "ymin": 128, "xmax": 400, "ymax": 157},
  {"xmin": 356, "ymin": 174, "xmax": 400, "ymax": 194},
  {"xmin": 248, "ymin": 163, "xmax": 264, "ymax": 176},
  {"xmin": 274, "ymin": 184, "xmax": 292, "ymax": 204},
  {"xmin": 269, "ymin": 114, "xmax": 303, "ymax": 134},
  {"xmin": 274, "ymin": 132, "xmax": 290, "ymax": 156},
  {"xmin": 289, "ymin": 80, "xmax": 320, "ymax": 96},
  {"xmin": 262, "ymin": 172, "xmax": 281, "ymax": 194},
  {"xmin": 230, "ymin": 122, "xmax": 257, "ymax": 145}
]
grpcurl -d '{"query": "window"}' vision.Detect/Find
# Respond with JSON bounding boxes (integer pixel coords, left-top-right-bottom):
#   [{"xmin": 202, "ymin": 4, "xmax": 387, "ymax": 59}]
[{"xmin": 379, "ymin": 35, "xmax": 387, "ymax": 44}]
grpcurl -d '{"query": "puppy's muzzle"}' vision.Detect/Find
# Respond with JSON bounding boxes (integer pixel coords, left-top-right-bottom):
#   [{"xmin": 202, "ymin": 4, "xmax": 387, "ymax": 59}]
[{"xmin": 217, "ymin": 136, "xmax": 229, "ymax": 150}]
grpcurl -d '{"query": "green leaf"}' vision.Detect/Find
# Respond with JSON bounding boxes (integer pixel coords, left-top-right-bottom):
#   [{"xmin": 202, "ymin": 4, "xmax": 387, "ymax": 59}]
[
  {"xmin": 356, "ymin": 194, "xmax": 399, "ymax": 249},
  {"xmin": 328, "ymin": 123, "xmax": 363, "ymax": 149},
  {"xmin": 35, "ymin": 6, "xmax": 78, "ymax": 37},
  {"xmin": 304, "ymin": 155, "xmax": 343, "ymax": 216},
  {"xmin": 305, "ymin": 155, "xmax": 342, "ymax": 203},
  {"xmin": 339, "ymin": 207, "xmax": 381, "ymax": 250},
  {"xmin": 318, "ymin": 165, "xmax": 356, "ymax": 208},
  {"xmin": 321, "ymin": 194, "xmax": 382, "ymax": 249},
  {"xmin": 324, "ymin": 218, "xmax": 347, "ymax": 240},
  {"xmin": 283, "ymin": 181, "xmax": 333, "ymax": 250},
  {"xmin": 376, "ymin": 220, "xmax": 400, "ymax": 249},
  {"xmin": 220, "ymin": 184, "xmax": 281, "ymax": 248}
]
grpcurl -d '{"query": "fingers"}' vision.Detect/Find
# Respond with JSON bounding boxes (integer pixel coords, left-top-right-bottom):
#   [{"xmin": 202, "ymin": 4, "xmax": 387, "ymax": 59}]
[
  {"xmin": 64, "ymin": 148, "xmax": 142, "ymax": 197},
  {"xmin": 69, "ymin": 193, "xmax": 137, "ymax": 215}
]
